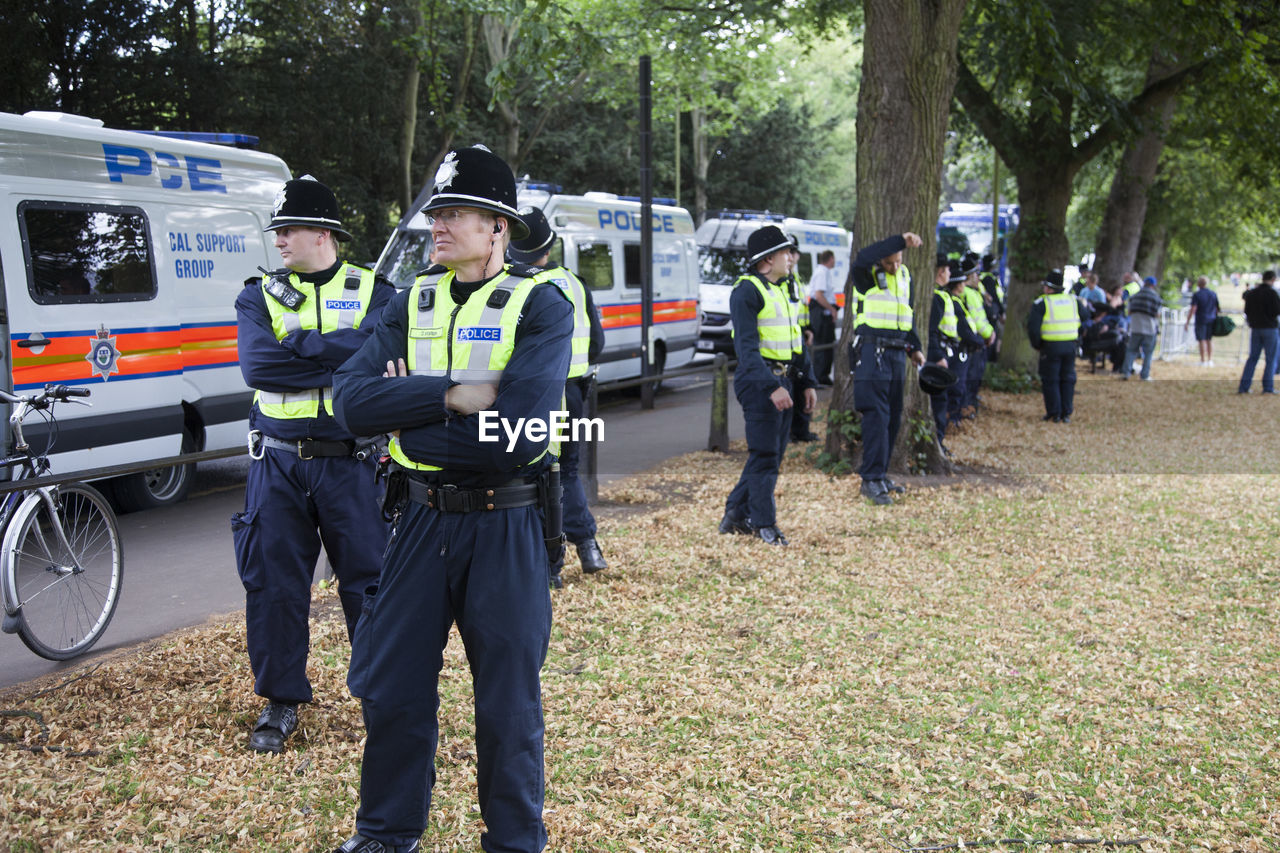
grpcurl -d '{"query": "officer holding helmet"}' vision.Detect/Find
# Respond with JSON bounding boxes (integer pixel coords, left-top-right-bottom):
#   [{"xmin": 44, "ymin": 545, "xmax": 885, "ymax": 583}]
[
  {"xmin": 718, "ymin": 225, "xmax": 815, "ymax": 546},
  {"xmin": 232, "ymin": 175, "xmax": 393, "ymax": 755},
  {"xmin": 850, "ymin": 231, "xmax": 926, "ymax": 506},
  {"xmin": 1027, "ymin": 268, "xmax": 1085, "ymax": 423},
  {"xmin": 331, "ymin": 146, "xmax": 572, "ymax": 853},
  {"xmin": 507, "ymin": 205, "xmax": 608, "ymax": 587}
]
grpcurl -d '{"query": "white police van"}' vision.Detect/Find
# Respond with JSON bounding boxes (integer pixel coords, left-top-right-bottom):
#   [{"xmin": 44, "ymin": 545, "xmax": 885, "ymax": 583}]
[
  {"xmin": 0, "ymin": 111, "xmax": 291, "ymax": 509},
  {"xmin": 376, "ymin": 183, "xmax": 701, "ymax": 384},
  {"xmin": 695, "ymin": 210, "xmax": 852, "ymax": 354}
]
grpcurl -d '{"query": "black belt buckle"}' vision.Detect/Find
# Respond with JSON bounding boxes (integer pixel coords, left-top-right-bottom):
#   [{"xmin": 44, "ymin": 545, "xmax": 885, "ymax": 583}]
[{"xmin": 432, "ymin": 484, "xmax": 476, "ymax": 512}]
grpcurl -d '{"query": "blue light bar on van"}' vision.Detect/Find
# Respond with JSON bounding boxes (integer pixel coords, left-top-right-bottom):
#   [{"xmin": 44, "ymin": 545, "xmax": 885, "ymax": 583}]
[
  {"xmin": 711, "ymin": 209, "xmax": 785, "ymax": 222},
  {"xmin": 617, "ymin": 195, "xmax": 678, "ymax": 206},
  {"xmin": 135, "ymin": 130, "xmax": 260, "ymax": 149},
  {"xmin": 520, "ymin": 180, "xmax": 563, "ymax": 194}
]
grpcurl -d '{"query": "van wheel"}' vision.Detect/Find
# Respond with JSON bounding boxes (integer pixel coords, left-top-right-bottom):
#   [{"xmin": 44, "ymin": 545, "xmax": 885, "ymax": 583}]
[{"xmin": 109, "ymin": 434, "xmax": 196, "ymax": 513}]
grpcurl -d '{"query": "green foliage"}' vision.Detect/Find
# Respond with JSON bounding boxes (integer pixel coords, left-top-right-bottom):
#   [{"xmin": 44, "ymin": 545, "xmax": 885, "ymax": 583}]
[
  {"xmin": 905, "ymin": 414, "xmax": 933, "ymax": 475},
  {"xmin": 809, "ymin": 408, "xmax": 857, "ymax": 477},
  {"xmin": 983, "ymin": 366, "xmax": 1041, "ymax": 394}
]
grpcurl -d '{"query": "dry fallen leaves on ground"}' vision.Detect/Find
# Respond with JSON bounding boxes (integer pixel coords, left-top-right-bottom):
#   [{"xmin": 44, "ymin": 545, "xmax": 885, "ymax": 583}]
[{"xmin": 1, "ymin": 351, "xmax": 1277, "ymax": 852}]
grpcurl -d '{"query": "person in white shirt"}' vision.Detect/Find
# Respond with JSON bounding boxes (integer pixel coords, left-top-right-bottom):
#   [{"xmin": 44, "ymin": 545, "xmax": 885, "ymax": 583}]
[{"xmin": 807, "ymin": 250, "xmax": 840, "ymax": 384}]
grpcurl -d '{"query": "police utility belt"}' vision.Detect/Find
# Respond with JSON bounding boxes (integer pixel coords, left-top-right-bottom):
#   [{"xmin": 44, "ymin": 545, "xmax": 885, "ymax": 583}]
[
  {"xmin": 765, "ymin": 359, "xmax": 791, "ymax": 376},
  {"xmin": 248, "ymin": 431, "xmax": 376, "ymax": 461},
  {"xmin": 406, "ymin": 477, "xmax": 538, "ymax": 512}
]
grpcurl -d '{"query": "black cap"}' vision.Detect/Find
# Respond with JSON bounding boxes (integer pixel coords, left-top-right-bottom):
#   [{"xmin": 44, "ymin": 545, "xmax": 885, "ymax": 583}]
[
  {"xmin": 787, "ymin": 232, "xmax": 801, "ymax": 251},
  {"xmin": 947, "ymin": 259, "xmax": 967, "ymax": 284},
  {"xmin": 507, "ymin": 206, "xmax": 555, "ymax": 264},
  {"xmin": 936, "ymin": 253, "xmax": 949, "ymax": 269},
  {"xmin": 747, "ymin": 225, "xmax": 791, "ymax": 265},
  {"xmin": 981, "ymin": 253, "xmax": 996, "ymax": 272},
  {"xmin": 266, "ymin": 175, "xmax": 351, "ymax": 241},
  {"xmin": 1042, "ymin": 269, "xmax": 1065, "ymax": 290},
  {"xmin": 960, "ymin": 254, "xmax": 980, "ymax": 276},
  {"xmin": 918, "ymin": 363, "xmax": 957, "ymax": 395},
  {"xmin": 422, "ymin": 146, "xmax": 529, "ymax": 240}
]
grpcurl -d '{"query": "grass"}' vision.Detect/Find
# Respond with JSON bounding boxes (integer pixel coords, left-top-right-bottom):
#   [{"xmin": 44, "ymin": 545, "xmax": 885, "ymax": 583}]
[{"xmin": 0, "ymin": 356, "xmax": 1278, "ymax": 851}]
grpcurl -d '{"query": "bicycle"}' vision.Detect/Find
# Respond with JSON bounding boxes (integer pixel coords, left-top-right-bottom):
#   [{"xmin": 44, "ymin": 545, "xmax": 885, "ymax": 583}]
[{"xmin": 0, "ymin": 384, "xmax": 123, "ymax": 660}]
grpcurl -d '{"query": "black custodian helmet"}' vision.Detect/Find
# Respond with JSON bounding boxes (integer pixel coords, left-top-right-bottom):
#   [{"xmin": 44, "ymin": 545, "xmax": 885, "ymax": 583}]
[
  {"xmin": 747, "ymin": 225, "xmax": 791, "ymax": 265},
  {"xmin": 423, "ymin": 146, "xmax": 529, "ymax": 240},
  {"xmin": 266, "ymin": 175, "xmax": 351, "ymax": 241},
  {"xmin": 507, "ymin": 206, "xmax": 556, "ymax": 264}
]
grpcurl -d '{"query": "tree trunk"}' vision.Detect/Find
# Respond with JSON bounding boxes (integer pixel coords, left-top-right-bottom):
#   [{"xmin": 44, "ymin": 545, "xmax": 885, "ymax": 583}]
[
  {"xmin": 1136, "ymin": 219, "xmax": 1171, "ymax": 283},
  {"xmin": 396, "ymin": 3, "xmax": 424, "ymax": 215},
  {"xmin": 1091, "ymin": 56, "xmax": 1180, "ymax": 292},
  {"xmin": 826, "ymin": 0, "xmax": 968, "ymax": 475},
  {"xmin": 690, "ymin": 105, "xmax": 710, "ymax": 225}
]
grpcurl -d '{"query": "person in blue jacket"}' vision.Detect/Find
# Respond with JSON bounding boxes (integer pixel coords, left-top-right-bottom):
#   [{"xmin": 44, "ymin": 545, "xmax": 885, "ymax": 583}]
[
  {"xmin": 507, "ymin": 205, "xmax": 608, "ymax": 588},
  {"xmin": 850, "ymin": 231, "xmax": 925, "ymax": 506},
  {"xmin": 329, "ymin": 146, "xmax": 572, "ymax": 853},
  {"xmin": 231, "ymin": 176, "xmax": 394, "ymax": 754}
]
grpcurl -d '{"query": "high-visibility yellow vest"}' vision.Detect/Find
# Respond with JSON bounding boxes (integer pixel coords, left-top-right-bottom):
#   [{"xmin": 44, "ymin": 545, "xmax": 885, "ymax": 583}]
[
  {"xmin": 1123, "ymin": 281, "xmax": 1141, "ymax": 299},
  {"xmin": 388, "ymin": 266, "xmax": 558, "ymax": 472},
  {"xmin": 733, "ymin": 273, "xmax": 802, "ymax": 360},
  {"xmin": 964, "ymin": 284, "xmax": 993, "ymax": 338},
  {"xmin": 933, "ymin": 288, "xmax": 958, "ymax": 340},
  {"xmin": 255, "ymin": 264, "xmax": 376, "ymax": 420},
  {"xmin": 543, "ymin": 266, "xmax": 591, "ymax": 378},
  {"xmin": 1038, "ymin": 292, "xmax": 1081, "ymax": 341},
  {"xmin": 856, "ymin": 266, "xmax": 913, "ymax": 332}
]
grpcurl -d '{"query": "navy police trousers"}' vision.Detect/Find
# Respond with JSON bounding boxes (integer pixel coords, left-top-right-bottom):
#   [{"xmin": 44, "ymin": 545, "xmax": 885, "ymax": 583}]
[
  {"xmin": 725, "ymin": 375, "xmax": 793, "ymax": 528},
  {"xmin": 349, "ymin": 501, "xmax": 552, "ymax": 853},
  {"xmin": 853, "ymin": 340, "xmax": 906, "ymax": 482},
  {"xmin": 1038, "ymin": 340, "xmax": 1077, "ymax": 418},
  {"xmin": 560, "ymin": 377, "xmax": 597, "ymax": 545},
  {"xmin": 231, "ymin": 448, "xmax": 386, "ymax": 705}
]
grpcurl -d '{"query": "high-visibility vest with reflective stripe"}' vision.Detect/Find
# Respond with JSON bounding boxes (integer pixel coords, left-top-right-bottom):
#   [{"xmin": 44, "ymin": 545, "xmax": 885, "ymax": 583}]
[
  {"xmin": 855, "ymin": 266, "xmax": 913, "ymax": 332},
  {"xmin": 544, "ymin": 266, "xmax": 591, "ymax": 378},
  {"xmin": 1123, "ymin": 281, "xmax": 1141, "ymax": 299},
  {"xmin": 964, "ymin": 284, "xmax": 993, "ymax": 338},
  {"xmin": 934, "ymin": 288, "xmax": 958, "ymax": 340},
  {"xmin": 255, "ymin": 264, "xmax": 376, "ymax": 419},
  {"xmin": 733, "ymin": 273, "xmax": 802, "ymax": 360},
  {"xmin": 1038, "ymin": 292, "xmax": 1081, "ymax": 341},
  {"xmin": 388, "ymin": 266, "xmax": 556, "ymax": 472}
]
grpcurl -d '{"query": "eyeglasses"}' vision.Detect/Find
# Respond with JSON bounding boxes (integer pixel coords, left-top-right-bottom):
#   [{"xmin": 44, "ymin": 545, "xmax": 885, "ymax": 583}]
[{"xmin": 425, "ymin": 208, "xmax": 486, "ymax": 227}]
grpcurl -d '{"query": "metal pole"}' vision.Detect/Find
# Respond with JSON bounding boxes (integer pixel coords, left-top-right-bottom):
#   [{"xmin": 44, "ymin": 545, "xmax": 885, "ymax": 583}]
[
  {"xmin": 674, "ymin": 84, "xmax": 681, "ymax": 208},
  {"xmin": 991, "ymin": 154, "xmax": 1000, "ymax": 262},
  {"xmin": 584, "ymin": 375, "xmax": 599, "ymax": 503},
  {"xmin": 639, "ymin": 55, "xmax": 655, "ymax": 410}
]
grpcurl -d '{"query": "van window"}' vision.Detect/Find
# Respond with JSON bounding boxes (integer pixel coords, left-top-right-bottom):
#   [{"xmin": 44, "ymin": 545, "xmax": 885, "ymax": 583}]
[
  {"xmin": 623, "ymin": 243, "xmax": 642, "ymax": 290},
  {"xmin": 575, "ymin": 242, "xmax": 614, "ymax": 292},
  {"xmin": 21, "ymin": 202, "xmax": 156, "ymax": 304},
  {"xmin": 797, "ymin": 254, "xmax": 813, "ymax": 283}
]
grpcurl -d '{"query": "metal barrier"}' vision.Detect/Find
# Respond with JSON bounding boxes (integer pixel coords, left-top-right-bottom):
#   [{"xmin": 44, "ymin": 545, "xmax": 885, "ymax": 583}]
[{"xmin": 1156, "ymin": 307, "xmax": 1192, "ymax": 361}]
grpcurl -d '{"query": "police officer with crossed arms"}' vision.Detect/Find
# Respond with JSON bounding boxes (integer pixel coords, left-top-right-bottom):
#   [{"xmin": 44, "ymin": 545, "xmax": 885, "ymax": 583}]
[
  {"xmin": 232, "ymin": 176, "xmax": 393, "ymax": 755},
  {"xmin": 331, "ymin": 146, "xmax": 572, "ymax": 853}
]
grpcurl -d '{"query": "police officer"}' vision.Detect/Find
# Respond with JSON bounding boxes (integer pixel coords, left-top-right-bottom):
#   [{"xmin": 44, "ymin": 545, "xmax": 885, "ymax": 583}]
[
  {"xmin": 1027, "ymin": 268, "xmax": 1085, "ymax": 423},
  {"xmin": 851, "ymin": 231, "xmax": 925, "ymax": 506},
  {"xmin": 330, "ymin": 146, "xmax": 572, "ymax": 853},
  {"xmin": 232, "ymin": 175, "xmax": 394, "ymax": 753},
  {"xmin": 980, "ymin": 253, "xmax": 1005, "ymax": 360},
  {"xmin": 719, "ymin": 225, "xmax": 815, "ymax": 546},
  {"xmin": 507, "ymin": 205, "xmax": 608, "ymax": 587},
  {"xmin": 929, "ymin": 258, "xmax": 980, "ymax": 450},
  {"xmin": 941, "ymin": 259, "xmax": 984, "ymax": 432},
  {"xmin": 785, "ymin": 235, "xmax": 820, "ymax": 442},
  {"xmin": 960, "ymin": 253, "xmax": 994, "ymax": 417}
]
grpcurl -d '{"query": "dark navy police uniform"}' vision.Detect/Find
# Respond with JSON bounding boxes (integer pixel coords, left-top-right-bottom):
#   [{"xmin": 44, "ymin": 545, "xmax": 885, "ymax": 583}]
[
  {"xmin": 232, "ymin": 260, "xmax": 393, "ymax": 707},
  {"xmin": 333, "ymin": 264, "xmax": 571, "ymax": 853}
]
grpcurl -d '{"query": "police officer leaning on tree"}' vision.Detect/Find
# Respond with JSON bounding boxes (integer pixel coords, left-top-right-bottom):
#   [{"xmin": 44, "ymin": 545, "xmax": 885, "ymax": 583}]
[
  {"xmin": 232, "ymin": 176, "xmax": 394, "ymax": 754},
  {"xmin": 330, "ymin": 145, "xmax": 572, "ymax": 853},
  {"xmin": 718, "ymin": 224, "xmax": 816, "ymax": 547},
  {"xmin": 507, "ymin": 205, "xmax": 608, "ymax": 587},
  {"xmin": 1027, "ymin": 268, "xmax": 1085, "ymax": 423},
  {"xmin": 850, "ymin": 231, "xmax": 926, "ymax": 506}
]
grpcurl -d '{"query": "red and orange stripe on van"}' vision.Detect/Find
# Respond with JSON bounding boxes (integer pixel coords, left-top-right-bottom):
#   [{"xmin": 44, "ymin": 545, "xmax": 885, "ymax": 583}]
[
  {"xmin": 598, "ymin": 298, "xmax": 698, "ymax": 330},
  {"xmin": 10, "ymin": 323, "xmax": 240, "ymax": 390}
]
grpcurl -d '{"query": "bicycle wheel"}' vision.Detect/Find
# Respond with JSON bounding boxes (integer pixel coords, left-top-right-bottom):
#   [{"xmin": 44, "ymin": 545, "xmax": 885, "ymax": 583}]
[{"xmin": 2, "ymin": 483, "xmax": 123, "ymax": 660}]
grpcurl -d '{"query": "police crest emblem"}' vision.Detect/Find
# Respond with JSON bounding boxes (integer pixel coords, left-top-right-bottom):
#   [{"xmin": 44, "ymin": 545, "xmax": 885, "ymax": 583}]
[
  {"xmin": 434, "ymin": 152, "xmax": 459, "ymax": 193},
  {"xmin": 86, "ymin": 325, "xmax": 122, "ymax": 380}
]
